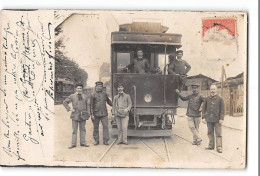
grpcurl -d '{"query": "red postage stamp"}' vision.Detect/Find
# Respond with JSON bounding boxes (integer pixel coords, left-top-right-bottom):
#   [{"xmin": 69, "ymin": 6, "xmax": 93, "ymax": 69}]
[{"xmin": 202, "ymin": 18, "xmax": 236, "ymax": 42}]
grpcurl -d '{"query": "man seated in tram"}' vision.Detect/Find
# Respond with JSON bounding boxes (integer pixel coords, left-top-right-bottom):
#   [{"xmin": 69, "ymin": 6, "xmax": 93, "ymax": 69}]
[{"xmin": 132, "ymin": 48, "xmax": 151, "ymax": 74}]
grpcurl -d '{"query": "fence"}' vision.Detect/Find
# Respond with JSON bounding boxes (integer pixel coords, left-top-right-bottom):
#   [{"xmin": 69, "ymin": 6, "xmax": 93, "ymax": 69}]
[{"xmin": 178, "ymin": 86, "xmax": 243, "ymax": 117}]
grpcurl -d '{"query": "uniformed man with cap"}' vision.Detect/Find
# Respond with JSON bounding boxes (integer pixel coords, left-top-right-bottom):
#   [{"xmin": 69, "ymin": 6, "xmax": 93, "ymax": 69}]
[
  {"xmin": 90, "ymin": 81, "xmax": 113, "ymax": 145},
  {"xmin": 169, "ymin": 50, "xmax": 191, "ymax": 90},
  {"xmin": 63, "ymin": 82, "xmax": 90, "ymax": 149},
  {"xmin": 176, "ymin": 84, "xmax": 204, "ymax": 145},
  {"xmin": 112, "ymin": 83, "xmax": 132, "ymax": 145},
  {"xmin": 202, "ymin": 84, "xmax": 225, "ymax": 153}
]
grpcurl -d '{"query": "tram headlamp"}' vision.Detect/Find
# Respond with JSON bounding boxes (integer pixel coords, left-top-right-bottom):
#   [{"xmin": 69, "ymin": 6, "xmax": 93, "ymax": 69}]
[{"xmin": 144, "ymin": 94, "xmax": 152, "ymax": 103}]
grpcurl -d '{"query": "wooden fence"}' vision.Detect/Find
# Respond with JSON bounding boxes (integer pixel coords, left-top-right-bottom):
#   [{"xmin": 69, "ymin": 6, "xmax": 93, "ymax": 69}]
[{"xmin": 178, "ymin": 85, "xmax": 244, "ymax": 117}]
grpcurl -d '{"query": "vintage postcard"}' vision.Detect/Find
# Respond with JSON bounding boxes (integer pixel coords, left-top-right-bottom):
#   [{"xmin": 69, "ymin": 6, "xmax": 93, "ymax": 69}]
[{"xmin": 0, "ymin": 10, "xmax": 247, "ymax": 168}]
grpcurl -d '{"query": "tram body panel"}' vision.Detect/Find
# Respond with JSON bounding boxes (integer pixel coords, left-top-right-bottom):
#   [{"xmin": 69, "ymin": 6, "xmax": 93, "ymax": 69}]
[
  {"xmin": 110, "ymin": 22, "xmax": 182, "ymax": 137},
  {"xmin": 112, "ymin": 73, "xmax": 179, "ymax": 107}
]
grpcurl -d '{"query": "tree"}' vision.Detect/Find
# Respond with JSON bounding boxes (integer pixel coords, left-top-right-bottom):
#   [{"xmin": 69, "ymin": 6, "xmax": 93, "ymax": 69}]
[{"xmin": 55, "ymin": 26, "xmax": 88, "ymax": 87}]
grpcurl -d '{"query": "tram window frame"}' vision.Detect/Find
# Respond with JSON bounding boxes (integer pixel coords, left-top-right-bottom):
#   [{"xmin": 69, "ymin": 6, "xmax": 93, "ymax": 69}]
[
  {"xmin": 157, "ymin": 54, "xmax": 171, "ymax": 75},
  {"xmin": 116, "ymin": 52, "xmax": 131, "ymax": 73}
]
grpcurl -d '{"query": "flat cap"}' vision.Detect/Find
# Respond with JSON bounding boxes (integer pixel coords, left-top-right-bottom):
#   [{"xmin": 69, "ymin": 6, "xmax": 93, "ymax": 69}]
[
  {"xmin": 95, "ymin": 81, "xmax": 103, "ymax": 85},
  {"xmin": 75, "ymin": 82, "xmax": 83, "ymax": 87},
  {"xmin": 117, "ymin": 83, "xmax": 124, "ymax": 87},
  {"xmin": 136, "ymin": 47, "xmax": 143, "ymax": 52},
  {"xmin": 176, "ymin": 50, "xmax": 183, "ymax": 54},
  {"xmin": 191, "ymin": 84, "xmax": 200, "ymax": 88}
]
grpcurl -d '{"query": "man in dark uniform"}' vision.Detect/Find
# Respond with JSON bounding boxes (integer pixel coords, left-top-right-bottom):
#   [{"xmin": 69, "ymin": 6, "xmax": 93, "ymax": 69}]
[
  {"xmin": 63, "ymin": 83, "xmax": 90, "ymax": 149},
  {"xmin": 90, "ymin": 81, "xmax": 113, "ymax": 145},
  {"xmin": 132, "ymin": 49, "xmax": 150, "ymax": 74},
  {"xmin": 202, "ymin": 84, "xmax": 225, "ymax": 153},
  {"xmin": 176, "ymin": 84, "xmax": 204, "ymax": 145},
  {"xmin": 168, "ymin": 50, "xmax": 191, "ymax": 90}
]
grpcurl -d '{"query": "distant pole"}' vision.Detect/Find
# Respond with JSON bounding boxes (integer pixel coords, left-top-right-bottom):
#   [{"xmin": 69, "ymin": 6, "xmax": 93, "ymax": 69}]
[{"xmin": 96, "ymin": 58, "xmax": 101, "ymax": 81}]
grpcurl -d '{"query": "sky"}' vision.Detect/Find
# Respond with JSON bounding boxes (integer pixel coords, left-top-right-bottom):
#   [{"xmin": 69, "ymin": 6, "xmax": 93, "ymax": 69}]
[{"xmin": 56, "ymin": 10, "xmax": 247, "ymax": 87}]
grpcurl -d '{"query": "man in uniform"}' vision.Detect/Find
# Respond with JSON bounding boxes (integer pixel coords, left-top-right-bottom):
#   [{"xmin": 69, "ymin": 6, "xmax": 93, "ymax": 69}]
[
  {"xmin": 202, "ymin": 84, "xmax": 225, "ymax": 153},
  {"xmin": 176, "ymin": 84, "xmax": 204, "ymax": 145},
  {"xmin": 63, "ymin": 83, "xmax": 90, "ymax": 149},
  {"xmin": 132, "ymin": 49, "xmax": 150, "ymax": 74},
  {"xmin": 168, "ymin": 50, "xmax": 191, "ymax": 90},
  {"xmin": 90, "ymin": 81, "xmax": 113, "ymax": 145},
  {"xmin": 112, "ymin": 83, "xmax": 132, "ymax": 145}
]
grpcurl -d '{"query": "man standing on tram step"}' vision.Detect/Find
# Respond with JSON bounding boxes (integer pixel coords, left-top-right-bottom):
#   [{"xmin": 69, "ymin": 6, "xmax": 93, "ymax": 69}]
[
  {"xmin": 168, "ymin": 50, "xmax": 191, "ymax": 90},
  {"xmin": 132, "ymin": 48, "xmax": 150, "ymax": 74},
  {"xmin": 202, "ymin": 84, "xmax": 225, "ymax": 153},
  {"xmin": 63, "ymin": 82, "xmax": 90, "ymax": 149},
  {"xmin": 90, "ymin": 81, "xmax": 113, "ymax": 146},
  {"xmin": 176, "ymin": 84, "xmax": 205, "ymax": 146},
  {"xmin": 112, "ymin": 83, "xmax": 132, "ymax": 145}
]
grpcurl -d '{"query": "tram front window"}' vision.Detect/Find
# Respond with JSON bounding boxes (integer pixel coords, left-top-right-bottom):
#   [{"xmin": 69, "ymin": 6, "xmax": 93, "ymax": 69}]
[{"xmin": 117, "ymin": 53, "xmax": 130, "ymax": 73}]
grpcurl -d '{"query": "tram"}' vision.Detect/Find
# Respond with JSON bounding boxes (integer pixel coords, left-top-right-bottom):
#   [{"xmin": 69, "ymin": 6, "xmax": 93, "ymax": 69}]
[
  {"xmin": 111, "ymin": 22, "xmax": 182, "ymax": 137},
  {"xmin": 54, "ymin": 78, "xmax": 75, "ymax": 104}
]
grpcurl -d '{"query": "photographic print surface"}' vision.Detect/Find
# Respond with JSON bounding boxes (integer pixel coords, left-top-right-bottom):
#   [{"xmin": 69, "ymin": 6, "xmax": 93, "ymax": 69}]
[{"xmin": 0, "ymin": 10, "xmax": 247, "ymax": 168}]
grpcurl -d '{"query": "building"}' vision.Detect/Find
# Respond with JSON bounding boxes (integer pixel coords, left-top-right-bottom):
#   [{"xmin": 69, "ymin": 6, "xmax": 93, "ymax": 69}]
[
  {"xmin": 216, "ymin": 72, "xmax": 244, "ymax": 116},
  {"xmin": 179, "ymin": 73, "xmax": 244, "ymax": 117},
  {"xmin": 185, "ymin": 74, "xmax": 217, "ymax": 91},
  {"xmin": 178, "ymin": 74, "xmax": 216, "ymax": 108}
]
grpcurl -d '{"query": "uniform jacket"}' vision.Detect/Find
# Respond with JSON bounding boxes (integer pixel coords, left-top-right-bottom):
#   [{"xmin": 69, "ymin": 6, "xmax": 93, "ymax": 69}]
[
  {"xmin": 112, "ymin": 92, "xmax": 132, "ymax": 117},
  {"xmin": 133, "ymin": 58, "xmax": 150, "ymax": 73},
  {"xmin": 63, "ymin": 93, "xmax": 90, "ymax": 121},
  {"xmin": 90, "ymin": 91, "xmax": 112, "ymax": 117},
  {"xmin": 179, "ymin": 93, "xmax": 204, "ymax": 117},
  {"xmin": 202, "ymin": 94, "xmax": 225, "ymax": 122},
  {"xmin": 168, "ymin": 59, "xmax": 191, "ymax": 75}
]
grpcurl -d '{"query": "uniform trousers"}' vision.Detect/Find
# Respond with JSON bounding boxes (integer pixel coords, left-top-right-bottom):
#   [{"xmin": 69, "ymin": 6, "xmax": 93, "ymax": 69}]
[
  {"xmin": 72, "ymin": 120, "xmax": 86, "ymax": 146},
  {"xmin": 116, "ymin": 116, "xmax": 129, "ymax": 143},
  {"xmin": 187, "ymin": 116, "xmax": 201, "ymax": 142},
  {"xmin": 92, "ymin": 116, "xmax": 109, "ymax": 143},
  {"xmin": 207, "ymin": 122, "xmax": 222, "ymax": 149}
]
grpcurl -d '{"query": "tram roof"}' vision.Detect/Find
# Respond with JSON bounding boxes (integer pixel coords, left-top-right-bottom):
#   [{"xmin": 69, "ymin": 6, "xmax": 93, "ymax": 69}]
[{"xmin": 111, "ymin": 32, "xmax": 182, "ymax": 46}]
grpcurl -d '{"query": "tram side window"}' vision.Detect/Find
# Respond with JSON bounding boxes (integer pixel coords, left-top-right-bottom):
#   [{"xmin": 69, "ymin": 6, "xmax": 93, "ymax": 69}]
[
  {"xmin": 117, "ymin": 53, "xmax": 130, "ymax": 73},
  {"xmin": 157, "ymin": 54, "xmax": 170, "ymax": 75}
]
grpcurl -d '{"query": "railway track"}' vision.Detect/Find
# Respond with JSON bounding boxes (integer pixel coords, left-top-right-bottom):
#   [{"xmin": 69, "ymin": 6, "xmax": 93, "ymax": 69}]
[
  {"xmin": 139, "ymin": 137, "xmax": 172, "ymax": 162},
  {"xmin": 221, "ymin": 124, "xmax": 243, "ymax": 131},
  {"xmin": 98, "ymin": 137, "xmax": 172, "ymax": 163},
  {"xmin": 173, "ymin": 134, "xmax": 232, "ymax": 162},
  {"xmin": 98, "ymin": 134, "xmax": 232, "ymax": 163},
  {"xmin": 98, "ymin": 138, "xmax": 118, "ymax": 162}
]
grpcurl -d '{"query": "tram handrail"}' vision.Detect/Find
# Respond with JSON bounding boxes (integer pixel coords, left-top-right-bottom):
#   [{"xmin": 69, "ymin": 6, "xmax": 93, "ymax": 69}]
[{"xmin": 132, "ymin": 85, "xmax": 137, "ymax": 128}]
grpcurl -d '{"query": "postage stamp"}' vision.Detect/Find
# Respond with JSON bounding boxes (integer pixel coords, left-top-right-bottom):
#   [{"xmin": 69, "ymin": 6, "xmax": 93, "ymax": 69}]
[{"xmin": 202, "ymin": 18, "xmax": 236, "ymax": 42}]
